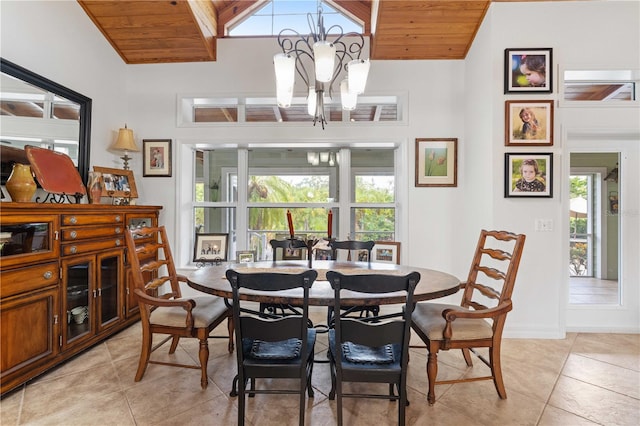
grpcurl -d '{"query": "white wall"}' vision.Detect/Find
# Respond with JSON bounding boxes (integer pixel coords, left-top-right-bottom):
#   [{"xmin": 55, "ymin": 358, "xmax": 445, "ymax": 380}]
[{"xmin": 2, "ymin": 1, "xmax": 638, "ymax": 336}]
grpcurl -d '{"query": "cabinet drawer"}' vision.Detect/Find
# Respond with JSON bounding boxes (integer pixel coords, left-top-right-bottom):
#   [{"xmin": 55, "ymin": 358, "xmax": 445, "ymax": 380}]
[
  {"xmin": 1, "ymin": 262, "xmax": 59, "ymax": 298},
  {"xmin": 62, "ymin": 239, "xmax": 124, "ymax": 256},
  {"xmin": 61, "ymin": 225, "xmax": 124, "ymax": 242},
  {"xmin": 61, "ymin": 214, "xmax": 124, "ymax": 226}
]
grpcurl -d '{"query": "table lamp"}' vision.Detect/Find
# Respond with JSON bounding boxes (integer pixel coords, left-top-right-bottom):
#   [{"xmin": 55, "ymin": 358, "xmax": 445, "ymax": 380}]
[{"xmin": 111, "ymin": 124, "xmax": 139, "ymax": 170}]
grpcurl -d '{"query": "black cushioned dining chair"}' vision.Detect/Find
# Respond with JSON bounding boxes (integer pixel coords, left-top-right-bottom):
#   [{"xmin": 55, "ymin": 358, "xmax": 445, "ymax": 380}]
[
  {"xmin": 124, "ymin": 226, "xmax": 233, "ymax": 390},
  {"xmin": 326, "ymin": 270, "xmax": 420, "ymax": 426},
  {"xmin": 225, "ymin": 269, "xmax": 318, "ymax": 426},
  {"xmin": 410, "ymin": 229, "xmax": 526, "ymax": 404},
  {"xmin": 326, "ymin": 240, "xmax": 377, "ymax": 323},
  {"xmin": 260, "ymin": 238, "xmax": 310, "ymax": 316}
]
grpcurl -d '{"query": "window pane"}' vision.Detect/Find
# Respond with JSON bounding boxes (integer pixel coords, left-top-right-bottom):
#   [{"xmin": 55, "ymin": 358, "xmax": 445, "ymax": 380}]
[
  {"xmin": 195, "ymin": 149, "xmax": 238, "ymax": 202},
  {"xmin": 352, "ymin": 148, "xmax": 394, "ymax": 202},
  {"xmin": 247, "ymin": 207, "xmax": 333, "ymax": 260},
  {"xmin": 352, "ymin": 208, "xmax": 395, "ymax": 241},
  {"xmin": 248, "ymin": 149, "xmax": 336, "ymax": 203},
  {"xmin": 194, "ymin": 207, "xmax": 236, "ymax": 258}
]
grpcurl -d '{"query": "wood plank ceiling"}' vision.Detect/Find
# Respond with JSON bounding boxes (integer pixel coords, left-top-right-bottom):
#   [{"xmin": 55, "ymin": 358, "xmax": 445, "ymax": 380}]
[{"xmin": 76, "ymin": 0, "xmax": 522, "ymax": 64}]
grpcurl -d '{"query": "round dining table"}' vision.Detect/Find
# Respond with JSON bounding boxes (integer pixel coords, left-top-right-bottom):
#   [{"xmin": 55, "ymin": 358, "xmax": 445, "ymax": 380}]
[{"xmin": 186, "ymin": 260, "xmax": 461, "ymax": 306}]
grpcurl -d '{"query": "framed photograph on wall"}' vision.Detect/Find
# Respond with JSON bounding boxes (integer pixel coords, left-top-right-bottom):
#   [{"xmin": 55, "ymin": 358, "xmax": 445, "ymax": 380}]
[
  {"xmin": 371, "ymin": 241, "xmax": 401, "ymax": 264},
  {"xmin": 504, "ymin": 153, "xmax": 553, "ymax": 198},
  {"xmin": 193, "ymin": 233, "xmax": 229, "ymax": 262},
  {"xmin": 505, "ymin": 100, "xmax": 554, "ymax": 146},
  {"xmin": 415, "ymin": 138, "xmax": 457, "ymax": 187},
  {"xmin": 504, "ymin": 48, "xmax": 553, "ymax": 94},
  {"xmin": 236, "ymin": 250, "xmax": 256, "ymax": 263},
  {"xmin": 93, "ymin": 166, "xmax": 138, "ymax": 198},
  {"xmin": 143, "ymin": 139, "xmax": 172, "ymax": 177}
]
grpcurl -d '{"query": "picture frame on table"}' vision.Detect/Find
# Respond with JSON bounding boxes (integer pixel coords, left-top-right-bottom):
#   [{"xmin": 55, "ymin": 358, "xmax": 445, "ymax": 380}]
[
  {"xmin": 236, "ymin": 250, "xmax": 256, "ymax": 263},
  {"xmin": 143, "ymin": 139, "xmax": 172, "ymax": 177},
  {"xmin": 504, "ymin": 153, "xmax": 553, "ymax": 198},
  {"xmin": 371, "ymin": 241, "xmax": 401, "ymax": 264},
  {"xmin": 315, "ymin": 249, "xmax": 334, "ymax": 261},
  {"xmin": 504, "ymin": 48, "xmax": 553, "ymax": 94},
  {"xmin": 505, "ymin": 100, "xmax": 554, "ymax": 146},
  {"xmin": 193, "ymin": 233, "xmax": 229, "ymax": 262},
  {"xmin": 415, "ymin": 138, "xmax": 457, "ymax": 187},
  {"xmin": 93, "ymin": 166, "xmax": 138, "ymax": 199}
]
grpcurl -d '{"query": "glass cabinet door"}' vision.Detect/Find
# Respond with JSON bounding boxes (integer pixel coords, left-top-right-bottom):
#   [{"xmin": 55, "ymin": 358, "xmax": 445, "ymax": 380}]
[
  {"xmin": 63, "ymin": 255, "xmax": 93, "ymax": 345},
  {"xmin": 97, "ymin": 250, "xmax": 123, "ymax": 331}
]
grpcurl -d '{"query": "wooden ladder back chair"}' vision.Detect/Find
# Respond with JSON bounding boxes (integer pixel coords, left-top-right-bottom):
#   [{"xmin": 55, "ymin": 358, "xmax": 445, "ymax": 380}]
[
  {"xmin": 125, "ymin": 226, "xmax": 233, "ymax": 390},
  {"xmin": 327, "ymin": 240, "xmax": 377, "ymax": 323},
  {"xmin": 326, "ymin": 270, "xmax": 420, "ymax": 426},
  {"xmin": 225, "ymin": 269, "xmax": 318, "ymax": 426},
  {"xmin": 411, "ymin": 229, "xmax": 526, "ymax": 404}
]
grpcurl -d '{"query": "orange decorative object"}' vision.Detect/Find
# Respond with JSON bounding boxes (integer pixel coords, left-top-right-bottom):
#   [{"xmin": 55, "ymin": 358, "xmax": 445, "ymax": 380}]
[
  {"xmin": 327, "ymin": 210, "xmax": 333, "ymax": 239},
  {"xmin": 5, "ymin": 163, "xmax": 37, "ymax": 202},
  {"xmin": 25, "ymin": 145, "xmax": 86, "ymax": 197}
]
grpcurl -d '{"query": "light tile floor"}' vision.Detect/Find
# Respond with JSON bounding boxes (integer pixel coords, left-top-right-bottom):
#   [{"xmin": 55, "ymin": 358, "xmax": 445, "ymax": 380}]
[{"xmin": 1, "ymin": 308, "xmax": 639, "ymax": 425}]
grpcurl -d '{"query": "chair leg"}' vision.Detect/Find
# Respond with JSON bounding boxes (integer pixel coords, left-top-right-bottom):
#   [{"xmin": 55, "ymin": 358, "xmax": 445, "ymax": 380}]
[
  {"xmin": 426, "ymin": 350, "xmax": 438, "ymax": 405},
  {"xmin": 461, "ymin": 348, "xmax": 473, "ymax": 366},
  {"xmin": 227, "ymin": 316, "xmax": 235, "ymax": 353},
  {"xmin": 328, "ymin": 352, "xmax": 337, "ymax": 400},
  {"xmin": 490, "ymin": 344, "xmax": 507, "ymax": 399},
  {"xmin": 168, "ymin": 335, "xmax": 180, "ymax": 354},
  {"xmin": 237, "ymin": 381, "xmax": 246, "ymax": 426},
  {"xmin": 299, "ymin": 374, "xmax": 306, "ymax": 426},
  {"xmin": 135, "ymin": 326, "xmax": 152, "ymax": 382},
  {"xmin": 198, "ymin": 336, "xmax": 209, "ymax": 389},
  {"xmin": 307, "ymin": 352, "xmax": 315, "ymax": 397}
]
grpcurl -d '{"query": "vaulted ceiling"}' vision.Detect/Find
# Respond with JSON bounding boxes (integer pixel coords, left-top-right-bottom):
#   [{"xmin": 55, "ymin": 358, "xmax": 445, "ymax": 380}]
[{"xmin": 76, "ymin": 0, "xmax": 537, "ymax": 65}]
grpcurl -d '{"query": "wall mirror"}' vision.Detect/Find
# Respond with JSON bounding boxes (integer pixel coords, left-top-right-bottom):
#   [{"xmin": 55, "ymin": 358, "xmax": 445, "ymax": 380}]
[{"xmin": 0, "ymin": 58, "xmax": 91, "ymax": 185}]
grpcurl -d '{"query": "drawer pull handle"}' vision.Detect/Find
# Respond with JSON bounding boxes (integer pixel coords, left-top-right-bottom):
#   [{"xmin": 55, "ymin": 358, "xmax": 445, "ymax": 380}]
[
  {"xmin": 70, "ymin": 231, "xmax": 77, "ymax": 239},
  {"xmin": 115, "ymin": 215, "xmax": 122, "ymax": 222},
  {"xmin": 69, "ymin": 216, "xmax": 77, "ymax": 224},
  {"xmin": 70, "ymin": 246, "xmax": 77, "ymax": 254},
  {"xmin": 43, "ymin": 271, "xmax": 53, "ymax": 280},
  {"xmin": 115, "ymin": 239, "xmax": 122, "ymax": 246},
  {"xmin": 115, "ymin": 227, "xmax": 122, "ymax": 234}
]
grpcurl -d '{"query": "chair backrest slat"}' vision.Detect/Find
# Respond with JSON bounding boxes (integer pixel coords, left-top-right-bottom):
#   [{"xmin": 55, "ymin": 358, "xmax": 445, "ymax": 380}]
[
  {"xmin": 269, "ymin": 238, "xmax": 307, "ymax": 261},
  {"xmin": 329, "ymin": 240, "xmax": 374, "ymax": 262}
]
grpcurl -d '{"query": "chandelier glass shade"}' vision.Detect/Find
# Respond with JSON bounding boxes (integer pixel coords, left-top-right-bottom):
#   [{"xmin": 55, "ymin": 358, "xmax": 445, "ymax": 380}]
[{"xmin": 274, "ymin": 4, "xmax": 370, "ymax": 129}]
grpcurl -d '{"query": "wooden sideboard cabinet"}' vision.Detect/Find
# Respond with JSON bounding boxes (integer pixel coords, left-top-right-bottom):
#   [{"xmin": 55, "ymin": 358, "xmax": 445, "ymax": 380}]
[{"xmin": 0, "ymin": 203, "xmax": 161, "ymax": 396}]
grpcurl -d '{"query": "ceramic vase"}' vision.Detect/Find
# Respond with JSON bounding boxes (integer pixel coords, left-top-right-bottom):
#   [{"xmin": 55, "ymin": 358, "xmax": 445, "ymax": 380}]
[
  {"xmin": 6, "ymin": 163, "xmax": 37, "ymax": 202},
  {"xmin": 87, "ymin": 171, "xmax": 103, "ymax": 204}
]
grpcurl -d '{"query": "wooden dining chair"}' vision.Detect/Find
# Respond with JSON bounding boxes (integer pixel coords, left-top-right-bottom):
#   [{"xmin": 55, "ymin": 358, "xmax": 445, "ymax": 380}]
[
  {"xmin": 326, "ymin": 270, "xmax": 420, "ymax": 426},
  {"xmin": 410, "ymin": 229, "xmax": 526, "ymax": 404},
  {"xmin": 125, "ymin": 226, "xmax": 233, "ymax": 389},
  {"xmin": 225, "ymin": 269, "xmax": 318, "ymax": 426},
  {"xmin": 327, "ymin": 240, "xmax": 377, "ymax": 324}
]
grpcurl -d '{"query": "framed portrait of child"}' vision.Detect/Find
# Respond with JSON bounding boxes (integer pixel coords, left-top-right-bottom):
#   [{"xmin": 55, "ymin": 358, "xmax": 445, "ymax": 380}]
[
  {"xmin": 505, "ymin": 100, "xmax": 554, "ymax": 146},
  {"xmin": 505, "ymin": 153, "xmax": 553, "ymax": 198}
]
